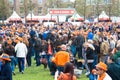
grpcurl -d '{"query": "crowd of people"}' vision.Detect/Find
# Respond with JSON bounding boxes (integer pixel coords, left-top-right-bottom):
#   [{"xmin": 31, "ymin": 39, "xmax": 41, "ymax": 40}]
[{"xmin": 0, "ymin": 22, "xmax": 120, "ymax": 80}]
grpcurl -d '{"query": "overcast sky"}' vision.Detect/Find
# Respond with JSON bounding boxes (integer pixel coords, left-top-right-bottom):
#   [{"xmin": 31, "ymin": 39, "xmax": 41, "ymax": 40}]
[{"xmin": 70, "ymin": 0, "xmax": 75, "ymax": 2}]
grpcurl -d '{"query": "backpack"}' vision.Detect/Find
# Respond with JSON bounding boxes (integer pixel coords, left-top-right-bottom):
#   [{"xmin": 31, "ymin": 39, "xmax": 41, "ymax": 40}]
[{"xmin": 34, "ymin": 38, "xmax": 42, "ymax": 48}]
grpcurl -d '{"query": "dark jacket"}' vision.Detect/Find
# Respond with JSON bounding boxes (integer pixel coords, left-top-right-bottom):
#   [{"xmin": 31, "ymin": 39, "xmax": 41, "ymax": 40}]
[
  {"xmin": 107, "ymin": 63, "xmax": 120, "ymax": 80},
  {"xmin": 86, "ymin": 47, "xmax": 95, "ymax": 59},
  {"xmin": 4, "ymin": 44, "xmax": 15, "ymax": 57},
  {"xmin": 93, "ymin": 44, "xmax": 100, "ymax": 55},
  {"xmin": 74, "ymin": 35, "xmax": 85, "ymax": 49},
  {"xmin": 0, "ymin": 62, "xmax": 12, "ymax": 80},
  {"xmin": 113, "ymin": 51, "xmax": 120, "ymax": 63},
  {"xmin": 34, "ymin": 38, "xmax": 42, "ymax": 52}
]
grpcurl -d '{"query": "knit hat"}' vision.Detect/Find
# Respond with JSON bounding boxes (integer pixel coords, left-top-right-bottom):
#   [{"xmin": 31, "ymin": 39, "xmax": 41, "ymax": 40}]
[
  {"xmin": 0, "ymin": 53, "xmax": 11, "ymax": 61},
  {"xmin": 96, "ymin": 62, "xmax": 107, "ymax": 71}
]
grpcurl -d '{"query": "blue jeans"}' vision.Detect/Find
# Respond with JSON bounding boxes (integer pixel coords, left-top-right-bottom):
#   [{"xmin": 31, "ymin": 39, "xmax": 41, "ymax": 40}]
[
  {"xmin": 71, "ymin": 45, "xmax": 76, "ymax": 57},
  {"xmin": 57, "ymin": 66, "xmax": 64, "ymax": 74},
  {"xmin": 92, "ymin": 55, "xmax": 98, "ymax": 69},
  {"xmin": 18, "ymin": 58, "xmax": 25, "ymax": 72},
  {"xmin": 26, "ymin": 51, "xmax": 32, "ymax": 67},
  {"xmin": 0, "ymin": 61, "xmax": 2, "ymax": 71},
  {"xmin": 10, "ymin": 56, "xmax": 15, "ymax": 72},
  {"xmin": 82, "ymin": 53, "xmax": 90, "ymax": 72},
  {"xmin": 46, "ymin": 55, "xmax": 52, "ymax": 70},
  {"xmin": 31, "ymin": 47, "xmax": 35, "ymax": 56},
  {"xmin": 76, "ymin": 47, "xmax": 83, "ymax": 59},
  {"xmin": 34, "ymin": 49, "xmax": 40, "ymax": 66}
]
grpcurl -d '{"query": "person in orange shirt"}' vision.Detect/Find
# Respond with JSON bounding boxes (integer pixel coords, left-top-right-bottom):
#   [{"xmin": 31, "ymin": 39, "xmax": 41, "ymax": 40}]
[
  {"xmin": 58, "ymin": 62, "xmax": 77, "ymax": 80},
  {"xmin": 52, "ymin": 44, "xmax": 70, "ymax": 73}
]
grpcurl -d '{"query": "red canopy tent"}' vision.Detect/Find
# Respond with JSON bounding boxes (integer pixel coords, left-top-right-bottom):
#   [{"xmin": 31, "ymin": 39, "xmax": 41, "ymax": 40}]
[
  {"xmin": 7, "ymin": 11, "xmax": 22, "ymax": 23},
  {"xmin": 69, "ymin": 13, "xmax": 84, "ymax": 22},
  {"xmin": 42, "ymin": 13, "xmax": 56, "ymax": 22},
  {"xmin": 98, "ymin": 11, "xmax": 111, "ymax": 22},
  {"xmin": 26, "ymin": 13, "xmax": 39, "ymax": 22}
]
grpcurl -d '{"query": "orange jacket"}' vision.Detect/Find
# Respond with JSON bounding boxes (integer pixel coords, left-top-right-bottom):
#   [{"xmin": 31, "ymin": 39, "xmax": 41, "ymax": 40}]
[
  {"xmin": 53, "ymin": 51, "xmax": 70, "ymax": 66},
  {"xmin": 58, "ymin": 73, "xmax": 77, "ymax": 80}
]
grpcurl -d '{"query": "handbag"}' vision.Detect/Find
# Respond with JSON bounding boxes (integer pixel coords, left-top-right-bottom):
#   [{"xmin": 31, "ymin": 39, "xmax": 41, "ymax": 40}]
[{"xmin": 40, "ymin": 58, "xmax": 47, "ymax": 64}]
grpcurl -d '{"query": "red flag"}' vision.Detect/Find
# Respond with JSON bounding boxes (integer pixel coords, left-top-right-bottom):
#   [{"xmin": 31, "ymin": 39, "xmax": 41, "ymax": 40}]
[{"xmin": 48, "ymin": 44, "xmax": 52, "ymax": 55}]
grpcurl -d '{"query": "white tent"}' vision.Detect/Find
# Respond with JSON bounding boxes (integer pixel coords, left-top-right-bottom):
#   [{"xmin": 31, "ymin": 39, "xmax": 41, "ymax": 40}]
[
  {"xmin": 98, "ymin": 11, "xmax": 110, "ymax": 21},
  {"xmin": 69, "ymin": 13, "xmax": 84, "ymax": 21},
  {"xmin": 26, "ymin": 13, "xmax": 39, "ymax": 21},
  {"xmin": 43, "ymin": 13, "xmax": 56, "ymax": 21},
  {"xmin": 8, "ymin": 11, "xmax": 22, "ymax": 21},
  {"xmin": 58, "ymin": 16, "xmax": 66, "ymax": 22}
]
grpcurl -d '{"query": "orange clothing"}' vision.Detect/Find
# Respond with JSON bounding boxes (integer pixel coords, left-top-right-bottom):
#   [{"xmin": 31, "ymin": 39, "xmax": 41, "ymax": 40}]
[
  {"xmin": 98, "ymin": 73, "xmax": 106, "ymax": 80},
  {"xmin": 58, "ymin": 73, "xmax": 77, "ymax": 80},
  {"xmin": 53, "ymin": 51, "xmax": 70, "ymax": 66}
]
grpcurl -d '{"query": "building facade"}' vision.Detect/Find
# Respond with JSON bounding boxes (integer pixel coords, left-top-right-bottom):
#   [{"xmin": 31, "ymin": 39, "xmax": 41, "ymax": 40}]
[
  {"xmin": 7, "ymin": 0, "xmax": 119, "ymax": 18},
  {"xmin": 8, "ymin": 0, "xmax": 46, "ymax": 17}
]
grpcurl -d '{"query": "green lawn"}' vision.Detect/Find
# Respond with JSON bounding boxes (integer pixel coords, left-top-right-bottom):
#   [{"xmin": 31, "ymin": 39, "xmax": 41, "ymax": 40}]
[{"xmin": 13, "ymin": 60, "xmax": 89, "ymax": 80}]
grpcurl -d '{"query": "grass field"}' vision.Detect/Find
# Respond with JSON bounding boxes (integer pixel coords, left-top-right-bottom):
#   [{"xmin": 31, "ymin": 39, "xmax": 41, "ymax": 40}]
[{"xmin": 13, "ymin": 59, "xmax": 89, "ymax": 80}]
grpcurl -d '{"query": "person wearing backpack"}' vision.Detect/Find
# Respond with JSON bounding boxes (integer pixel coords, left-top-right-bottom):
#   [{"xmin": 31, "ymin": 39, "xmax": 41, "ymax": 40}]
[
  {"xmin": 33, "ymin": 36, "xmax": 42, "ymax": 66},
  {"xmin": 4, "ymin": 39, "xmax": 16, "ymax": 75}
]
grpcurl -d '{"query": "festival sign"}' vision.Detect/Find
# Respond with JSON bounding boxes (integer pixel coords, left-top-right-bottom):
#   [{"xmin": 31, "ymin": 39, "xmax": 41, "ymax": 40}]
[{"xmin": 48, "ymin": 8, "xmax": 75, "ymax": 15}]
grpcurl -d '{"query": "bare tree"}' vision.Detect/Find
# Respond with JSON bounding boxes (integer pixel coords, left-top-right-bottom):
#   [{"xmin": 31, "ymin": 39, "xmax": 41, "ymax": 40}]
[
  {"xmin": 0, "ymin": 0, "xmax": 10, "ymax": 24},
  {"xmin": 24, "ymin": 0, "xmax": 29, "ymax": 23}
]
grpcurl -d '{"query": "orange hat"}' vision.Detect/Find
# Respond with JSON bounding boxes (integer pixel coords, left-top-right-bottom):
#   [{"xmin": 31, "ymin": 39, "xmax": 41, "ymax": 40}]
[
  {"xmin": 18, "ymin": 37, "xmax": 23, "ymax": 42},
  {"xmin": 52, "ymin": 31, "xmax": 55, "ymax": 34},
  {"xmin": 97, "ymin": 32, "xmax": 101, "ymax": 35},
  {"xmin": 0, "ymin": 53, "xmax": 11, "ymax": 61},
  {"xmin": 7, "ymin": 40, "xmax": 12, "ymax": 45},
  {"xmin": 73, "ymin": 31, "xmax": 79, "ymax": 36},
  {"xmin": 96, "ymin": 62, "xmax": 107, "ymax": 71}
]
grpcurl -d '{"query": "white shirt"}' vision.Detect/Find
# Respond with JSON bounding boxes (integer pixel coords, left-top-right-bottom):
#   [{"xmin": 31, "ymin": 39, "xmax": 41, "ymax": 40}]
[
  {"xmin": 15, "ymin": 42, "xmax": 28, "ymax": 58},
  {"xmin": 97, "ymin": 73, "xmax": 112, "ymax": 80}
]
